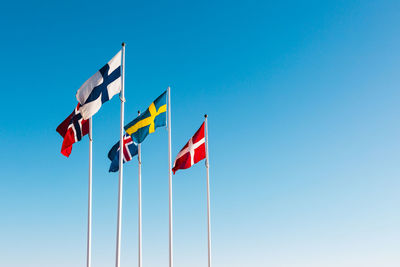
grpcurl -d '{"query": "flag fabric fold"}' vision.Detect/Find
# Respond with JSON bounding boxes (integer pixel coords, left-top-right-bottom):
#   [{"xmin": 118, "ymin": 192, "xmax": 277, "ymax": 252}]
[
  {"xmin": 56, "ymin": 104, "xmax": 89, "ymax": 157},
  {"xmin": 108, "ymin": 134, "xmax": 138, "ymax": 172},
  {"xmin": 124, "ymin": 91, "xmax": 167, "ymax": 144},
  {"xmin": 76, "ymin": 51, "xmax": 122, "ymax": 120},
  {"xmin": 172, "ymin": 122, "xmax": 206, "ymax": 174}
]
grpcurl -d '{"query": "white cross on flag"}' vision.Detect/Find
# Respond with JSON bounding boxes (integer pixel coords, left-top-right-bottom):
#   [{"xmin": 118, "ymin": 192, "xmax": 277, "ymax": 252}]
[{"xmin": 172, "ymin": 122, "xmax": 206, "ymax": 174}]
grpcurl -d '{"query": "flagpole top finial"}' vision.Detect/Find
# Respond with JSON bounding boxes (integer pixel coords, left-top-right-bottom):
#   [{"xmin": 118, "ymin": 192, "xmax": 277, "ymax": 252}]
[
  {"xmin": 122, "ymin": 42, "xmax": 125, "ymax": 47},
  {"xmin": 204, "ymin": 114, "xmax": 208, "ymax": 118}
]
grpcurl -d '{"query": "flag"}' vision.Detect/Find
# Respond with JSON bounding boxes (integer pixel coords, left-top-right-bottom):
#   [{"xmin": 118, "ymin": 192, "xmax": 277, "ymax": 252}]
[
  {"xmin": 108, "ymin": 134, "xmax": 138, "ymax": 172},
  {"xmin": 124, "ymin": 91, "xmax": 167, "ymax": 143},
  {"xmin": 76, "ymin": 51, "xmax": 122, "ymax": 120},
  {"xmin": 172, "ymin": 122, "xmax": 206, "ymax": 174},
  {"xmin": 56, "ymin": 104, "xmax": 89, "ymax": 157}
]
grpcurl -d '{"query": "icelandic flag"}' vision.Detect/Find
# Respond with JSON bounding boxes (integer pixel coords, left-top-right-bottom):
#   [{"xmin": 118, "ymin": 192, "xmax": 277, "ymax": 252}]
[
  {"xmin": 76, "ymin": 51, "xmax": 122, "ymax": 120},
  {"xmin": 108, "ymin": 134, "xmax": 138, "ymax": 172}
]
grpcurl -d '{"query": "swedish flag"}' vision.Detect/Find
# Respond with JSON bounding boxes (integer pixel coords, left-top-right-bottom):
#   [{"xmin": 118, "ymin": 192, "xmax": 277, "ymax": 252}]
[{"xmin": 125, "ymin": 91, "xmax": 167, "ymax": 143}]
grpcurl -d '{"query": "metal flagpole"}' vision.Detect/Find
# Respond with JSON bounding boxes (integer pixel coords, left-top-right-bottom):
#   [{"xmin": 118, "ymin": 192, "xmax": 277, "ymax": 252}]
[
  {"xmin": 87, "ymin": 117, "xmax": 93, "ymax": 267},
  {"xmin": 137, "ymin": 111, "xmax": 142, "ymax": 267},
  {"xmin": 167, "ymin": 86, "xmax": 173, "ymax": 267},
  {"xmin": 204, "ymin": 114, "xmax": 212, "ymax": 267},
  {"xmin": 115, "ymin": 42, "xmax": 126, "ymax": 267}
]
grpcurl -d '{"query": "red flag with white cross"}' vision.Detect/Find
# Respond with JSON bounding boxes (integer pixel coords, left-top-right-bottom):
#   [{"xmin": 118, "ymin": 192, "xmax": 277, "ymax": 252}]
[{"xmin": 172, "ymin": 122, "xmax": 206, "ymax": 174}]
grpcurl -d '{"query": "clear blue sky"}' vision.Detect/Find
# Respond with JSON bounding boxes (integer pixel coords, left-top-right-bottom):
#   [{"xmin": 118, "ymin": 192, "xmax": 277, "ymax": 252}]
[{"xmin": 0, "ymin": 1, "xmax": 399, "ymax": 266}]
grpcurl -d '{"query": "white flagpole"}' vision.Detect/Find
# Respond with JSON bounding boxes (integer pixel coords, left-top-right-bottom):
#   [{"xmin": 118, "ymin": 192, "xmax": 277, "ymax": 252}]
[
  {"xmin": 87, "ymin": 117, "xmax": 93, "ymax": 267},
  {"xmin": 137, "ymin": 111, "xmax": 142, "ymax": 267},
  {"xmin": 204, "ymin": 114, "xmax": 212, "ymax": 267},
  {"xmin": 115, "ymin": 42, "xmax": 126, "ymax": 267},
  {"xmin": 167, "ymin": 86, "xmax": 174, "ymax": 267}
]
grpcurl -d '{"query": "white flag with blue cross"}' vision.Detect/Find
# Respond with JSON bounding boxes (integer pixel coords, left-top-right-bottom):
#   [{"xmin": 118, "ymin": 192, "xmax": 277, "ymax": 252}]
[{"xmin": 76, "ymin": 50, "xmax": 122, "ymax": 119}]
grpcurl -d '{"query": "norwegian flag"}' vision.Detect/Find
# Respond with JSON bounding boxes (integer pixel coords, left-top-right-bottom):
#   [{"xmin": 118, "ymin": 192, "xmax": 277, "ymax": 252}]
[
  {"xmin": 172, "ymin": 122, "xmax": 206, "ymax": 174},
  {"xmin": 56, "ymin": 104, "xmax": 89, "ymax": 157},
  {"xmin": 107, "ymin": 134, "xmax": 138, "ymax": 172}
]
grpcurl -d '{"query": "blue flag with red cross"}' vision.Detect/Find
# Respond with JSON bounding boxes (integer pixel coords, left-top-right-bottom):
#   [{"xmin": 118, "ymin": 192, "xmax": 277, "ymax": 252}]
[{"xmin": 108, "ymin": 134, "xmax": 138, "ymax": 172}]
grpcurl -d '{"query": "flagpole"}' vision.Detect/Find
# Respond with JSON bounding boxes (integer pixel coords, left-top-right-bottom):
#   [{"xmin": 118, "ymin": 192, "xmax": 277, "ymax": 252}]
[
  {"xmin": 167, "ymin": 86, "xmax": 173, "ymax": 267},
  {"xmin": 204, "ymin": 114, "xmax": 212, "ymax": 267},
  {"xmin": 137, "ymin": 111, "xmax": 142, "ymax": 267},
  {"xmin": 87, "ymin": 117, "xmax": 93, "ymax": 267},
  {"xmin": 115, "ymin": 42, "xmax": 126, "ymax": 267}
]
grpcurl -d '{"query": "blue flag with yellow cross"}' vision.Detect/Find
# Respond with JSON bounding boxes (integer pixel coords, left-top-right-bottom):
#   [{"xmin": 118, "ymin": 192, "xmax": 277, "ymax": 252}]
[{"xmin": 124, "ymin": 91, "xmax": 167, "ymax": 144}]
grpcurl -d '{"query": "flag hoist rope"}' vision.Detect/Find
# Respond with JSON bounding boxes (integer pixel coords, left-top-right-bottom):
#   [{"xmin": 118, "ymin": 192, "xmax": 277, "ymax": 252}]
[
  {"xmin": 115, "ymin": 42, "xmax": 125, "ymax": 267},
  {"xmin": 167, "ymin": 86, "xmax": 173, "ymax": 267},
  {"xmin": 138, "ymin": 111, "xmax": 142, "ymax": 267},
  {"xmin": 87, "ymin": 117, "xmax": 93, "ymax": 267},
  {"xmin": 205, "ymin": 114, "xmax": 212, "ymax": 267}
]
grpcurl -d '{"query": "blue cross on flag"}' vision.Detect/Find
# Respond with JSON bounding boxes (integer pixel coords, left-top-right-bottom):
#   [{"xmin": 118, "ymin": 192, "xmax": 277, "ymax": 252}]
[{"xmin": 76, "ymin": 50, "xmax": 121, "ymax": 119}]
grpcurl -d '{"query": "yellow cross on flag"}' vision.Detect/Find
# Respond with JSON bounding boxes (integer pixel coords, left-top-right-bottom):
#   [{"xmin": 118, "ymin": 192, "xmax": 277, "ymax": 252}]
[{"xmin": 124, "ymin": 91, "xmax": 167, "ymax": 143}]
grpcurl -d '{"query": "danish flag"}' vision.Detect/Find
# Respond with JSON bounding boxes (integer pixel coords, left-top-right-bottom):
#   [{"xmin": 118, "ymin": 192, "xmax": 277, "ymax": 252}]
[
  {"xmin": 56, "ymin": 104, "xmax": 89, "ymax": 157},
  {"xmin": 172, "ymin": 122, "xmax": 206, "ymax": 174}
]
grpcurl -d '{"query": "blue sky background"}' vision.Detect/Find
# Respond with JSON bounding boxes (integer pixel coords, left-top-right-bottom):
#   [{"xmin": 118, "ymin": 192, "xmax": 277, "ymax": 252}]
[{"xmin": 0, "ymin": 1, "xmax": 399, "ymax": 266}]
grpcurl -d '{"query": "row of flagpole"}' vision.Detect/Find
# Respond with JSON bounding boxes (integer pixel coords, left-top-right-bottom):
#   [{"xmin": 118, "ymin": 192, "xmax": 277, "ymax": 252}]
[{"xmin": 69, "ymin": 43, "xmax": 211, "ymax": 267}]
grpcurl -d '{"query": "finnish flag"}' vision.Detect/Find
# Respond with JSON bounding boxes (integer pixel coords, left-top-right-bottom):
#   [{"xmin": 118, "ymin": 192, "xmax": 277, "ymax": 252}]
[{"xmin": 76, "ymin": 50, "xmax": 122, "ymax": 119}]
